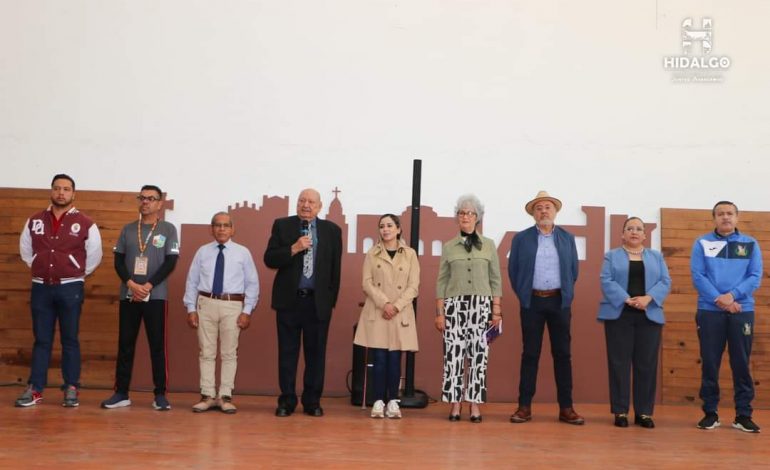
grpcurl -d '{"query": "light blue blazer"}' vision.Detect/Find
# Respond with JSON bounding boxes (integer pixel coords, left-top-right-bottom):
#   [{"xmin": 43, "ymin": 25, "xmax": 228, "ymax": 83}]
[{"xmin": 598, "ymin": 248, "xmax": 671, "ymax": 325}]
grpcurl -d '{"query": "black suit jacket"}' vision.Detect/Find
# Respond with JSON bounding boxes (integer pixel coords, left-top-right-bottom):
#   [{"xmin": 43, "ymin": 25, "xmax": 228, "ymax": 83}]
[{"xmin": 263, "ymin": 215, "xmax": 342, "ymax": 320}]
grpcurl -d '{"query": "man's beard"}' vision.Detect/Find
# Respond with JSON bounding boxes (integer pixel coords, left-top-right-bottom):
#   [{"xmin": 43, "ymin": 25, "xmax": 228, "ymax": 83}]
[{"xmin": 51, "ymin": 197, "xmax": 72, "ymax": 208}]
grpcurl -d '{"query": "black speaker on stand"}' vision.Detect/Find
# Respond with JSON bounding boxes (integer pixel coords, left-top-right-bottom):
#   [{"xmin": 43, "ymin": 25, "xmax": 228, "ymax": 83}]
[{"xmin": 400, "ymin": 159, "xmax": 429, "ymax": 409}]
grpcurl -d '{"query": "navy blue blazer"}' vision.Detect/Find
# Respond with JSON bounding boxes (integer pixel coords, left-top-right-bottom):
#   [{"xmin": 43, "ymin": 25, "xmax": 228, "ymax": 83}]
[
  {"xmin": 598, "ymin": 247, "xmax": 671, "ymax": 324},
  {"xmin": 508, "ymin": 225, "xmax": 578, "ymax": 309}
]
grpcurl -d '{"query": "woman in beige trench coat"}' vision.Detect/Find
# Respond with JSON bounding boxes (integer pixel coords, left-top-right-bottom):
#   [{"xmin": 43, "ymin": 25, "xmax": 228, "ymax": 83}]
[{"xmin": 354, "ymin": 213, "xmax": 420, "ymax": 419}]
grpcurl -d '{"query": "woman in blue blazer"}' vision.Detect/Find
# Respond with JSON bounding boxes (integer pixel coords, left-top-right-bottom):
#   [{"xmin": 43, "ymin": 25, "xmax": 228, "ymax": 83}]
[{"xmin": 598, "ymin": 217, "xmax": 671, "ymax": 429}]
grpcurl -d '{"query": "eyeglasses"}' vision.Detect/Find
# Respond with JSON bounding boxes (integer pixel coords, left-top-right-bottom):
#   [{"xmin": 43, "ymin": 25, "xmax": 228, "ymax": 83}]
[
  {"xmin": 211, "ymin": 223, "xmax": 232, "ymax": 228},
  {"xmin": 137, "ymin": 195, "xmax": 160, "ymax": 202},
  {"xmin": 456, "ymin": 210, "xmax": 477, "ymax": 218}
]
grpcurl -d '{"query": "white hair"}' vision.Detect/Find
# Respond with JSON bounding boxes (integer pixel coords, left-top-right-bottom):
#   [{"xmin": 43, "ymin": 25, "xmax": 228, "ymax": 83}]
[{"xmin": 454, "ymin": 193, "xmax": 484, "ymax": 223}]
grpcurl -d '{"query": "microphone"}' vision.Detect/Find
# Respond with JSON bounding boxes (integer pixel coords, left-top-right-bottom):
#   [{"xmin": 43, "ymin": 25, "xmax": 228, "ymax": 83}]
[{"xmin": 300, "ymin": 220, "xmax": 310, "ymax": 254}]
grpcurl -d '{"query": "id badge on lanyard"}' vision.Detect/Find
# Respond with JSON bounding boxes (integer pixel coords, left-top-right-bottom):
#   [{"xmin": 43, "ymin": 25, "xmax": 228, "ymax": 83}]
[
  {"xmin": 134, "ymin": 256, "xmax": 149, "ymax": 276},
  {"xmin": 135, "ymin": 218, "xmax": 158, "ymax": 277}
]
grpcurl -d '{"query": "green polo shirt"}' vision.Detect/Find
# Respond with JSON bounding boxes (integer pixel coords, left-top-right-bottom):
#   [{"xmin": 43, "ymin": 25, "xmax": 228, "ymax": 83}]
[{"xmin": 436, "ymin": 235, "xmax": 502, "ymax": 299}]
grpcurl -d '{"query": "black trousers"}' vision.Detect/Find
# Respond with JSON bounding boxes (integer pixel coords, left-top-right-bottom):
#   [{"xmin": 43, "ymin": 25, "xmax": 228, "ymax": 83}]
[
  {"xmin": 276, "ymin": 295, "xmax": 330, "ymax": 410},
  {"xmin": 114, "ymin": 300, "xmax": 168, "ymax": 396},
  {"xmin": 518, "ymin": 295, "xmax": 573, "ymax": 408},
  {"xmin": 604, "ymin": 309, "xmax": 661, "ymax": 416}
]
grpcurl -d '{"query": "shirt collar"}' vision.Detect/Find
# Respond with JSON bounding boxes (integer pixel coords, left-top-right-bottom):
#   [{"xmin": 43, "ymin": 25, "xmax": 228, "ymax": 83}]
[
  {"xmin": 535, "ymin": 224, "xmax": 556, "ymax": 237},
  {"xmin": 373, "ymin": 241, "xmax": 404, "ymax": 258}
]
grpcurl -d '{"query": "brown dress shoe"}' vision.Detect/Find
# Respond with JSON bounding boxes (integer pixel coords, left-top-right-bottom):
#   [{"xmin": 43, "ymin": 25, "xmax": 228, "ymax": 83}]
[
  {"xmin": 218, "ymin": 396, "xmax": 237, "ymax": 414},
  {"xmin": 510, "ymin": 405, "xmax": 532, "ymax": 423},
  {"xmin": 192, "ymin": 395, "xmax": 216, "ymax": 413},
  {"xmin": 559, "ymin": 407, "xmax": 585, "ymax": 425}
]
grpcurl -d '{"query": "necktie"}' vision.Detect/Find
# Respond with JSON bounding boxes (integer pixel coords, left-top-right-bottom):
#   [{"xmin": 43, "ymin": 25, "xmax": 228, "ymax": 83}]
[
  {"xmin": 303, "ymin": 226, "xmax": 313, "ymax": 279},
  {"xmin": 212, "ymin": 244, "xmax": 225, "ymax": 295}
]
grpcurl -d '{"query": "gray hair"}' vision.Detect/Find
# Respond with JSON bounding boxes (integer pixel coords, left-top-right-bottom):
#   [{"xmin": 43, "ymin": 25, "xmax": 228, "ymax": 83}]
[
  {"xmin": 454, "ymin": 193, "xmax": 484, "ymax": 223},
  {"xmin": 210, "ymin": 211, "xmax": 233, "ymax": 227}
]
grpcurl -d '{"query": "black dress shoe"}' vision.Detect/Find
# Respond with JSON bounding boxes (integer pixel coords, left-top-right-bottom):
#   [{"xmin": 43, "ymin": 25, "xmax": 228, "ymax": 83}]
[
  {"xmin": 275, "ymin": 406, "xmax": 293, "ymax": 417},
  {"xmin": 304, "ymin": 407, "xmax": 324, "ymax": 417},
  {"xmin": 614, "ymin": 414, "xmax": 629, "ymax": 428},
  {"xmin": 470, "ymin": 415, "xmax": 483, "ymax": 424},
  {"xmin": 635, "ymin": 414, "xmax": 655, "ymax": 428},
  {"xmin": 448, "ymin": 404, "xmax": 462, "ymax": 422}
]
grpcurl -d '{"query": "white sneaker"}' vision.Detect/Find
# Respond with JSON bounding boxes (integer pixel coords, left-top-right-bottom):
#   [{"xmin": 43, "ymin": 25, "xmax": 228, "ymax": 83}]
[
  {"xmin": 371, "ymin": 400, "xmax": 385, "ymax": 418},
  {"xmin": 385, "ymin": 399, "xmax": 402, "ymax": 419}
]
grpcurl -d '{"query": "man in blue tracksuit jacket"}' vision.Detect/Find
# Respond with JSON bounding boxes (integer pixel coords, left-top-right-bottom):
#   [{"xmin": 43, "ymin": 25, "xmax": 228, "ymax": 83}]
[{"xmin": 691, "ymin": 201, "xmax": 762, "ymax": 433}]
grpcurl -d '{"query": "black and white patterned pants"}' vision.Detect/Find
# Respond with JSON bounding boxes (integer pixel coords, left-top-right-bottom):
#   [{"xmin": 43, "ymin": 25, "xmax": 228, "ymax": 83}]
[{"xmin": 441, "ymin": 295, "xmax": 491, "ymax": 403}]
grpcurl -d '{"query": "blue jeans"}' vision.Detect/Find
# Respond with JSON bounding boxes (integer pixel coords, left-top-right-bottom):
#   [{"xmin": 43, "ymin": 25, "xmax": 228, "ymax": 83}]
[
  {"xmin": 696, "ymin": 309, "xmax": 755, "ymax": 417},
  {"xmin": 29, "ymin": 282, "xmax": 84, "ymax": 391},
  {"xmin": 370, "ymin": 348, "xmax": 402, "ymax": 402}
]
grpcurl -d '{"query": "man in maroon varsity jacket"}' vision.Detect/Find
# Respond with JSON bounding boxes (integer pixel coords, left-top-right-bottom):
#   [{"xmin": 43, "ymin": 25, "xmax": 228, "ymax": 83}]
[{"xmin": 15, "ymin": 174, "xmax": 102, "ymax": 408}]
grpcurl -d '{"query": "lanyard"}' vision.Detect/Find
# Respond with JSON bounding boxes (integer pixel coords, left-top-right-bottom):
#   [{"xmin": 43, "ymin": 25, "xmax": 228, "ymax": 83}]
[{"xmin": 137, "ymin": 217, "xmax": 159, "ymax": 256}]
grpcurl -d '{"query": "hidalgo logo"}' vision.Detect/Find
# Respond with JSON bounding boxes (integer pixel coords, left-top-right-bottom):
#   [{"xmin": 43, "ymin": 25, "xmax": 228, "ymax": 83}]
[
  {"xmin": 664, "ymin": 17, "xmax": 731, "ymax": 71},
  {"xmin": 682, "ymin": 17, "xmax": 712, "ymax": 55}
]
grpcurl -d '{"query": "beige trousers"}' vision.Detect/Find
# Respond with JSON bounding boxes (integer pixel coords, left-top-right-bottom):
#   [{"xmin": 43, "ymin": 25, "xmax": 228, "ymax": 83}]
[{"xmin": 197, "ymin": 295, "xmax": 242, "ymax": 398}]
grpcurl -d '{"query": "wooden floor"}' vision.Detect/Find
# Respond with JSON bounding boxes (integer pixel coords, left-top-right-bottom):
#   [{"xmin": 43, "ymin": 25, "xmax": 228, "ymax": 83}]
[{"xmin": 1, "ymin": 387, "xmax": 767, "ymax": 469}]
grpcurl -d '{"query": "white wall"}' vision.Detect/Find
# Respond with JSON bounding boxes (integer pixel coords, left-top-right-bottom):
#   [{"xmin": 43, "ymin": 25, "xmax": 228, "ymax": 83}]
[{"xmin": 2, "ymin": 0, "xmax": 768, "ymax": 249}]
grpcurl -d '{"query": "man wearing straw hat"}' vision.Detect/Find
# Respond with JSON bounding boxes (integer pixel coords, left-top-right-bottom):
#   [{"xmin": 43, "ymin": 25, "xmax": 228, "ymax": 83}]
[{"xmin": 507, "ymin": 191, "xmax": 584, "ymax": 425}]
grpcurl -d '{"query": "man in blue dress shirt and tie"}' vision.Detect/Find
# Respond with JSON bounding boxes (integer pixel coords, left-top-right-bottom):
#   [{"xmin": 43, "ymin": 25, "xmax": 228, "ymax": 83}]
[{"xmin": 183, "ymin": 211, "xmax": 260, "ymax": 414}]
